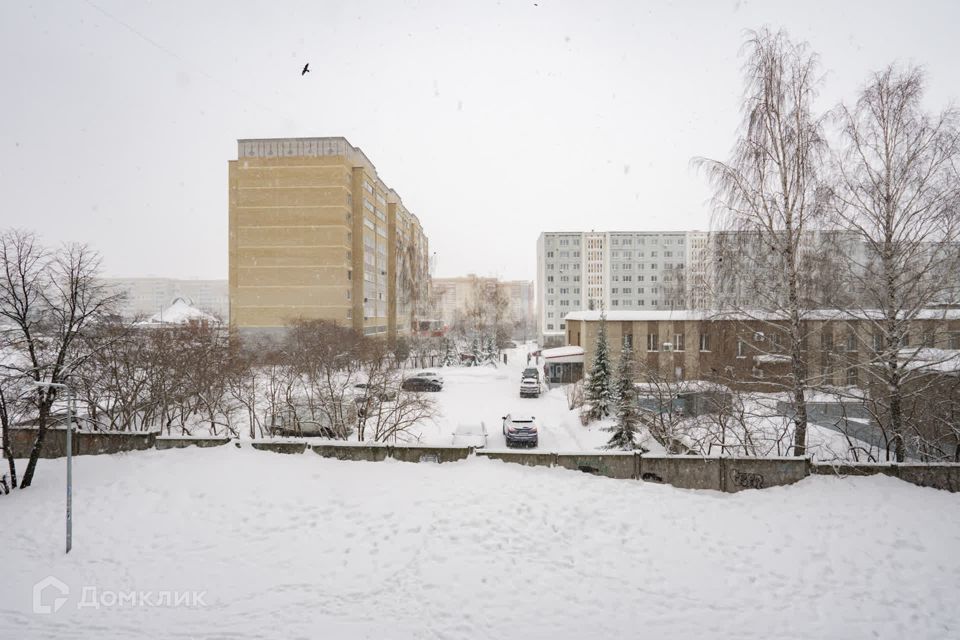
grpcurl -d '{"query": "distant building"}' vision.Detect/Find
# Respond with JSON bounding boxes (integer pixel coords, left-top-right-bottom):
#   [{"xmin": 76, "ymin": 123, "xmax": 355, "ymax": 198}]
[
  {"xmin": 431, "ymin": 275, "xmax": 534, "ymax": 337},
  {"xmin": 102, "ymin": 278, "xmax": 228, "ymax": 320},
  {"xmin": 536, "ymin": 231, "xmax": 707, "ymax": 347},
  {"xmin": 228, "ymin": 137, "xmax": 430, "ymax": 340},
  {"xmin": 135, "ymin": 298, "xmax": 220, "ymax": 329}
]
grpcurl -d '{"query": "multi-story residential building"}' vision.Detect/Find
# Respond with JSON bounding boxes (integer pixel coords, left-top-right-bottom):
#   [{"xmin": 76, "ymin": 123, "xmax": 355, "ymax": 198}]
[
  {"xmin": 431, "ymin": 275, "xmax": 535, "ymax": 336},
  {"xmin": 102, "ymin": 278, "xmax": 229, "ymax": 320},
  {"xmin": 228, "ymin": 137, "xmax": 429, "ymax": 340},
  {"xmin": 537, "ymin": 231, "xmax": 707, "ymax": 347}
]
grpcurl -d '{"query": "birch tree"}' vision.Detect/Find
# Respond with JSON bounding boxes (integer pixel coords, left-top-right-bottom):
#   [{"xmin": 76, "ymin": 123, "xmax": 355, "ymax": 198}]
[
  {"xmin": 694, "ymin": 28, "xmax": 828, "ymax": 455},
  {"xmin": 829, "ymin": 65, "xmax": 960, "ymax": 461}
]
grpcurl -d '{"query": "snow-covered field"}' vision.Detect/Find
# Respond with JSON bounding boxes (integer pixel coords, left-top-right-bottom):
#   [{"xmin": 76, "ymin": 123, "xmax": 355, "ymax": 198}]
[{"xmin": 2, "ymin": 447, "xmax": 959, "ymax": 639}]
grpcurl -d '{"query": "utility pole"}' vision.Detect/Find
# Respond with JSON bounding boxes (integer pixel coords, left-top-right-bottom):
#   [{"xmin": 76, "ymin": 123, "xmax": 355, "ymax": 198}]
[{"xmin": 34, "ymin": 381, "xmax": 74, "ymax": 554}]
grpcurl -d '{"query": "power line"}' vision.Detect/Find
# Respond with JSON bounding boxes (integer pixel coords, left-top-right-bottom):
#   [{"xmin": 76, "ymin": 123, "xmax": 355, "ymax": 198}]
[{"xmin": 80, "ymin": 0, "xmax": 298, "ymax": 123}]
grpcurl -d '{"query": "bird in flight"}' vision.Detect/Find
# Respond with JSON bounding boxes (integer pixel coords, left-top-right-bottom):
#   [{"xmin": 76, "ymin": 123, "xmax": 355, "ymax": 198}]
[{"xmin": 301, "ymin": 63, "xmax": 310, "ymax": 76}]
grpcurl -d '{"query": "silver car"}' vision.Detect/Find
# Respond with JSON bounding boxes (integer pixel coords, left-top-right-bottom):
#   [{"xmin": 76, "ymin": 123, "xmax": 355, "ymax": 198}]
[{"xmin": 502, "ymin": 414, "xmax": 539, "ymax": 448}]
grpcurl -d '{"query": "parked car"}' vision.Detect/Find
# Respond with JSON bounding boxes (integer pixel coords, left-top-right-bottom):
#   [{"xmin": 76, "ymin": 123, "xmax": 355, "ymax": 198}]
[
  {"xmin": 414, "ymin": 371, "xmax": 444, "ymax": 387},
  {"xmin": 502, "ymin": 414, "xmax": 539, "ymax": 448},
  {"xmin": 269, "ymin": 405, "xmax": 357, "ymax": 437},
  {"xmin": 401, "ymin": 376, "xmax": 443, "ymax": 392},
  {"xmin": 452, "ymin": 422, "xmax": 488, "ymax": 447},
  {"xmin": 504, "ymin": 341, "xmax": 518, "ymax": 349},
  {"xmin": 522, "ymin": 367, "xmax": 540, "ymax": 383},
  {"xmin": 352, "ymin": 383, "xmax": 399, "ymax": 403},
  {"xmin": 520, "ymin": 376, "xmax": 540, "ymax": 398}
]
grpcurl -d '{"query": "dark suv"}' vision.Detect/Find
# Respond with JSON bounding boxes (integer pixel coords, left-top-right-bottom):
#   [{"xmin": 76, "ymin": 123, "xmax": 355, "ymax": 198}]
[
  {"xmin": 502, "ymin": 414, "xmax": 539, "ymax": 448},
  {"xmin": 401, "ymin": 376, "xmax": 442, "ymax": 392}
]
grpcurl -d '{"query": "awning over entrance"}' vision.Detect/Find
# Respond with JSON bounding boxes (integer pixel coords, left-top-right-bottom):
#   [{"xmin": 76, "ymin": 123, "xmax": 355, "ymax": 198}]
[
  {"xmin": 541, "ymin": 345, "xmax": 585, "ymax": 364},
  {"xmin": 541, "ymin": 346, "xmax": 585, "ymax": 384}
]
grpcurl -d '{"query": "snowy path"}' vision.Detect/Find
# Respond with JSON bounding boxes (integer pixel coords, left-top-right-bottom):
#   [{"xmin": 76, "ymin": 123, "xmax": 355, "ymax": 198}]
[{"xmin": 2, "ymin": 447, "xmax": 960, "ymax": 639}]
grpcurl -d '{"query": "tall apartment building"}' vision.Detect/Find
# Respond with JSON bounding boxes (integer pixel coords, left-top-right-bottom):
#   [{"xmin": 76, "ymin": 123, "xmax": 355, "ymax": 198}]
[
  {"xmin": 432, "ymin": 275, "xmax": 535, "ymax": 334},
  {"xmin": 228, "ymin": 137, "xmax": 429, "ymax": 340},
  {"xmin": 101, "ymin": 278, "xmax": 229, "ymax": 320},
  {"xmin": 536, "ymin": 231, "xmax": 707, "ymax": 347}
]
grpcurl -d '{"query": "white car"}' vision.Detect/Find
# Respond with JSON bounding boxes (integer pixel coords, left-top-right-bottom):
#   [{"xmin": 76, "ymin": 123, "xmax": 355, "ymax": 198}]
[
  {"xmin": 520, "ymin": 376, "xmax": 540, "ymax": 398},
  {"xmin": 451, "ymin": 422, "xmax": 488, "ymax": 448}
]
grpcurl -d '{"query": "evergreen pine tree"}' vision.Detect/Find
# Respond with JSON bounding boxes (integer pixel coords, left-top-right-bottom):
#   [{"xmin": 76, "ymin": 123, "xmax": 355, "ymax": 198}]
[
  {"xmin": 441, "ymin": 337, "xmax": 459, "ymax": 367},
  {"xmin": 585, "ymin": 313, "xmax": 613, "ymax": 420},
  {"xmin": 606, "ymin": 339, "xmax": 641, "ymax": 450},
  {"xmin": 469, "ymin": 336, "xmax": 483, "ymax": 366},
  {"xmin": 483, "ymin": 334, "xmax": 498, "ymax": 366}
]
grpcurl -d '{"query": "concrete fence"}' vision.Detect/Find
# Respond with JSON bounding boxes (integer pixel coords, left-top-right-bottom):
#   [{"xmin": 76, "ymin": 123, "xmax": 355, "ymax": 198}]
[
  {"xmin": 5, "ymin": 428, "xmax": 959, "ymax": 492},
  {"xmin": 4, "ymin": 428, "xmax": 157, "ymax": 459},
  {"xmin": 475, "ymin": 451, "xmax": 811, "ymax": 491}
]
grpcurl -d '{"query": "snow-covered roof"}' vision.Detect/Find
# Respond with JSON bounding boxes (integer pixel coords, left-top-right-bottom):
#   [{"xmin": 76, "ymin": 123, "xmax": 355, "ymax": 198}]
[
  {"xmin": 754, "ymin": 354, "xmax": 791, "ymax": 364},
  {"xmin": 541, "ymin": 346, "xmax": 585, "ymax": 359},
  {"xmin": 565, "ymin": 308, "xmax": 960, "ymax": 323},
  {"xmin": 140, "ymin": 298, "xmax": 218, "ymax": 326},
  {"xmin": 900, "ymin": 348, "xmax": 960, "ymax": 375}
]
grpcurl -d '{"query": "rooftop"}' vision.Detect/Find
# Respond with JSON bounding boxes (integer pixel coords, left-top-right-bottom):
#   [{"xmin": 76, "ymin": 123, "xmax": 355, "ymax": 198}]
[{"xmin": 565, "ymin": 309, "xmax": 960, "ymax": 322}]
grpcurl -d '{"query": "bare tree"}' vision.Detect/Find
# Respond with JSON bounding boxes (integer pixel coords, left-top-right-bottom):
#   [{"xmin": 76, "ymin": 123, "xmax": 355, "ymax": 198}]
[
  {"xmin": 828, "ymin": 65, "xmax": 960, "ymax": 461},
  {"xmin": 0, "ymin": 358, "xmax": 30, "ymax": 492},
  {"xmin": 0, "ymin": 230, "xmax": 120, "ymax": 488},
  {"xmin": 694, "ymin": 28, "xmax": 829, "ymax": 455}
]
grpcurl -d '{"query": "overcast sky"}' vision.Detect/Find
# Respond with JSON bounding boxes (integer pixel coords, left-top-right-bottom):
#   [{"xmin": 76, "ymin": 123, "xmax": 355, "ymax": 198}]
[{"xmin": 1, "ymin": 1, "xmax": 957, "ymax": 282}]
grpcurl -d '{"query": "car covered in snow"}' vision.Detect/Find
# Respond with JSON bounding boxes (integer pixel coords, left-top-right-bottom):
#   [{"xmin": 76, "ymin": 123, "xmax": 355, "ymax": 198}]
[
  {"xmin": 502, "ymin": 414, "xmax": 539, "ymax": 448},
  {"xmin": 352, "ymin": 382, "xmax": 399, "ymax": 403},
  {"xmin": 522, "ymin": 367, "xmax": 540, "ymax": 382},
  {"xmin": 519, "ymin": 376, "xmax": 540, "ymax": 398},
  {"xmin": 451, "ymin": 422, "xmax": 488, "ymax": 448}
]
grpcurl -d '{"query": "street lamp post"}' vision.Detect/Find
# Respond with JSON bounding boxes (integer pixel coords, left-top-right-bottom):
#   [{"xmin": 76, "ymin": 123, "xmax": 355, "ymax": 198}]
[{"xmin": 34, "ymin": 381, "xmax": 73, "ymax": 554}]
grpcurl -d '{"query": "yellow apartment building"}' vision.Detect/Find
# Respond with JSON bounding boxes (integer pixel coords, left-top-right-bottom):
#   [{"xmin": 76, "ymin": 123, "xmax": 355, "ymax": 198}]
[{"xmin": 228, "ymin": 137, "xmax": 429, "ymax": 340}]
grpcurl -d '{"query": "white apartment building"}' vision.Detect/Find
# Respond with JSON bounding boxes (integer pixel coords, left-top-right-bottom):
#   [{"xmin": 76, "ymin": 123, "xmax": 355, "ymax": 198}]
[
  {"xmin": 536, "ymin": 231, "xmax": 708, "ymax": 347},
  {"xmin": 102, "ymin": 278, "xmax": 229, "ymax": 321}
]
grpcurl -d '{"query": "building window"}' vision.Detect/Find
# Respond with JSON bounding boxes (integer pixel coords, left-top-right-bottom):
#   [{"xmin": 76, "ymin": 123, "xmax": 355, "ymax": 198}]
[
  {"xmin": 547, "ymin": 324, "xmax": 554, "ymax": 330},
  {"xmin": 699, "ymin": 334, "xmax": 710, "ymax": 352},
  {"xmin": 846, "ymin": 367, "xmax": 859, "ymax": 387},
  {"xmin": 845, "ymin": 332, "xmax": 857, "ymax": 352},
  {"xmin": 624, "ymin": 334, "xmax": 633, "ymax": 349},
  {"xmin": 821, "ymin": 333, "xmax": 834, "ymax": 352},
  {"xmin": 647, "ymin": 333, "xmax": 659, "ymax": 352},
  {"xmin": 674, "ymin": 333, "xmax": 685, "ymax": 351},
  {"xmin": 950, "ymin": 332, "xmax": 960, "ymax": 349},
  {"xmin": 560, "ymin": 323, "xmax": 565, "ymax": 330},
  {"xmin": 737, "ymin": 339, "xmax": 745, "ymax": 358}
]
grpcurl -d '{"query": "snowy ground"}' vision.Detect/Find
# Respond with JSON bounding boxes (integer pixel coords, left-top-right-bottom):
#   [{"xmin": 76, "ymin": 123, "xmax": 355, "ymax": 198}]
[{"xmin": 2, "ymin": 447, "xmax": 959, "ymax": 639}]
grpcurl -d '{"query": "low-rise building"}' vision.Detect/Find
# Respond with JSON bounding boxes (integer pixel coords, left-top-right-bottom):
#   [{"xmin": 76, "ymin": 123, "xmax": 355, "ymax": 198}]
[{"xmin": 564, "ymin": 309, "xmax": 960, "ymax": 392}]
